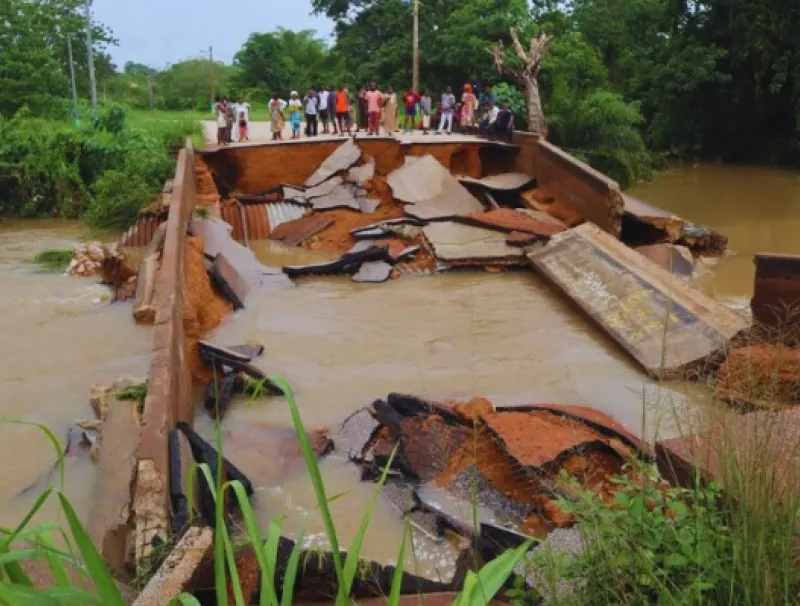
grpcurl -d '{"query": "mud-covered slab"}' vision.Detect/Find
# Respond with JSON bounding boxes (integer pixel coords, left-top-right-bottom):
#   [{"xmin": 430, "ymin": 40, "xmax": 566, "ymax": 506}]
[
  {"xmin": 269, "ymin": 214, "xmax": 334, "ymax": 247},
  {"xmin": 304, "ymin": 176, "xmax": 344, "ymax": 201},
  {"xmin": 312, "ymin": 182, "xmax": 367, "ymax": 212},
  {"xmin": 458, "ymin": 173, "xmax": 535, "ymax": 191},
  {"xmin": 305, "ymin": 139, "xmax": 362, "ymax": 187},
  {"xmin": 528, "ymin": 223, "xmax": 750, "ymax": 377},
  {"xmin": 352, "ymin": 261, "xmax": 393, "ymax": 283},
  {"xmin": 422, "ymin": 222, "xmax": 527, "ymax": 266},
  {"xmin": 349, "ymin": 157, "xmax": 376, "ymax": 186},
  {"xmin": 455, "ymin": 208, "xmax": 566, "ymax": 237},
  {"xmin": 388, "ymin": 155, "xmax": 484, "ymax": 220}
]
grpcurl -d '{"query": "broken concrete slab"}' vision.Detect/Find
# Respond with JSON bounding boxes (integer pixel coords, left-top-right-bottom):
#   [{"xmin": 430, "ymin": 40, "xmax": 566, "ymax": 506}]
[
  {"xmin": 311, "ymin": 182, "xmax": 367, "ymax": 212},
  {"xmin": 679, "ymin": 222, "xmax": 728, "ymax": 254},
  {"xmin": 422, "ymin": 222, "xmax": 527, "ymax": 266},
  {"xmin": 359, "ymin": 197, "xmax": 381, "ymax": 213},
  {"xmin": 458, "ymin": 173, "xmax": 535, "ymax": 191},
  {"xmin": 520, "ymin": 188, "xmax": 584, "ymax": 228},
  {"xmin": 305, "ymin": 139, "xmax": 362, "ymax": 187},
  {"xmin": 634, "ymin": 244, "xmax": 694, "ymax": 277},
  {"xmin": 506, "ymin": 232, "xmax": 541, "ymax": 247},
  {"xmin": 198, "ymin": 342, "xmax": 283, "ymax": 394},
  {"xmin": 191, "ymin": 217, "xmax": 294, "ymax": 293},
  {"xmin": 349, "ymin": 157, "xmax": 376, "ymax": 186},
  {"xmin": 338, "ymin": 408, "xmax": 381, "ymax": 461},
  {"xmin": 88, "ymin": 399, "xmax": 140, "ymax": 576},
  {"xmin": 352, "ymin": 261, "xmax": 394, "ymax": 283},
  {"xmin": 455, "ymin": 208, "xmax": 567, "ymax": 237},
  {"xmin": 198, "ymin": 341, "xmax": 252, "ymax": 365},
  {"xmin": 269, "ymin": 214, "xmax": 334, "ymax": 247},
  {"xmin": 282, "ymin": 185, "xmax": 308, "ymax": 205},
  {"xmin": 528, "ymin": 223, "xmax": 750, "ymax": 378},
  {"xmin": 388, "ymin": 155, "xmax": 484, "ymax": 220},
  {"xmin": 210, "ymin": 253, "xmax": 249, "ymax": 310},
  {"xmin": 133, "ymin": 526, "xmax": 213, "ymax": 606},
  {"xmin": 304, "ymin": 175, "xmax": 345, "ymax": 201},
  {"xmin": 622, "ymin": 194, "xmax": 686, "ymax": 244}
]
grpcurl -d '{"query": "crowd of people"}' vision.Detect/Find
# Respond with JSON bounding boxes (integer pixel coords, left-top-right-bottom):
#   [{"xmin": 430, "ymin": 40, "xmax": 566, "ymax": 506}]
[{"xmin": 214, "ymin": 82, "xmax": 515, "ymax": 145}]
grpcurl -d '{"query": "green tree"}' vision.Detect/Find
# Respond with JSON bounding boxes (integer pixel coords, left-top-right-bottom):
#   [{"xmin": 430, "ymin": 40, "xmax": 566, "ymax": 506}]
[
  {"xmin": 233, "ymin": 29, "xmax": 344, "ymax": 97},
  {"xmin": 155, "ymin": 60, "xmax": 235, "ymax": 110}
]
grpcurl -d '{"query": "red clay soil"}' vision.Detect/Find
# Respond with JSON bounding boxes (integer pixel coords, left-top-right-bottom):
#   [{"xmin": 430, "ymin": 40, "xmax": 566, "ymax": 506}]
[
  {"xmin": 465, "ymin": 208, "xmax": 567, "ymax": 236},
  {"xmin": 715, "ymin": 344, "xmax": 800, "ymax": 408},
  {"xmin": 399, "ymin": 415, "xmax": 473, "ymax": 481},
  {"xmin": 521, "ymin": 188, "xmax": 584, "ymax": 227},
  {"xmin": 184, "ymin": 235, "xmax": 232, "ymax": 383},
  {"xmin": 483, "ymin": 410, "xmax": 609, "ymax": 469},
  {"xmin": 195, "ymin": 157, "xmax": 218, "ymax": 196}
]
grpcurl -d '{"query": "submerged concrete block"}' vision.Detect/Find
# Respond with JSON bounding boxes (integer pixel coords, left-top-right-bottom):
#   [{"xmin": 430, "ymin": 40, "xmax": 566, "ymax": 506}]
[{"xmin": 528, "ymin": 223, "xmax": 750, "ymax": 378}]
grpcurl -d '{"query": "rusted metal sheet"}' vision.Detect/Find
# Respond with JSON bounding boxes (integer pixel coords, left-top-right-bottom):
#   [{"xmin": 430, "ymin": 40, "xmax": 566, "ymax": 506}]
[
  {"xmin": 119, "ymin": 215, "xmax": 167, "ymax": 248},
  {"xmin": 528, "ymin": 223, "xmax": 750, "ymax": 377},
  {"xmin": 266, "ymin": 201, "xmax": 306, "ymax": 233},
  {"xmin": 422, "ymin": 221, "xmax": 527, "ymax": 266},
  {"xmin": 752, "ymin": 253, "xmax": 800, "ymax": 340},
  {"xmin": 221, "ymin": 206, "xmax": 244, "ymax": 241},
  {"xmin": 270, "ymin": 214, "xmax": 334, "ymax": 247}
]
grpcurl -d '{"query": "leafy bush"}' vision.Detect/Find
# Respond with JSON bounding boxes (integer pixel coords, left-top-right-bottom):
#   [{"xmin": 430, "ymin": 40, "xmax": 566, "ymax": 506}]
[
  {"xmin": 33, "ymin": 248, "xmax": 73, "ymax": 271},
  {"xmin": 0, "ymin": 109, "xmax": 201, "ymax": 229}
]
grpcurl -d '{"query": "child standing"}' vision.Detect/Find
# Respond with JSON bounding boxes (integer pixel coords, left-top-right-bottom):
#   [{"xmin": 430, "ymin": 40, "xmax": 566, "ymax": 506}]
[
  {"xmin": 420, "ymin": 90, "xmax": 432, "ymax": 135},
  {"xmin": 402, "ymin": 88, "xmax": 421, "ymax": 133},
  {"xmin": 288, "ymin": 91, "xmax": 303, "ymax": 139},
  {"xmin": 238, "ymin": 111, "xmax": 248, "ymax": 142}
]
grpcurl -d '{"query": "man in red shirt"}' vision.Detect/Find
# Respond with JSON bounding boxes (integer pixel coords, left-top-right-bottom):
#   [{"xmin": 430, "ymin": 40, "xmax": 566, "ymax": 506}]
[{"xmin": 402, "ymin": 88, "xmax": 421, "ymax": 133}]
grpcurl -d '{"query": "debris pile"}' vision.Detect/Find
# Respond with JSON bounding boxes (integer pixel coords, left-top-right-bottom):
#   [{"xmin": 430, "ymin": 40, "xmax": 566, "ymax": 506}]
[
  {"xmin": 337, "ymin": 393, "xmax": 650, "ymax": 556},
  {"xmin": 67, "ymin": 241, "xmax": 109, "ymax": 277}
]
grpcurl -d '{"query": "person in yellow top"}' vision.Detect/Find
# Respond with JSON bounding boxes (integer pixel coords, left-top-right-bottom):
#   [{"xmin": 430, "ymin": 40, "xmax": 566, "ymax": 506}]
[
  {"xmin": 382, "ymin": 85, "xmax": 399, "ymax": 134},
  {"xmin": 461, "ymin": 84, "xmax": 477, "ymax": 129}
]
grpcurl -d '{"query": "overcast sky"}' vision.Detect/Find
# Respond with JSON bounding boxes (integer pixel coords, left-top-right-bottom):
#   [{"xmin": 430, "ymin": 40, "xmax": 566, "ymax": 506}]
[{"xmin": 93, "ymin": 0, "xmax": 335, "ymax": 70}]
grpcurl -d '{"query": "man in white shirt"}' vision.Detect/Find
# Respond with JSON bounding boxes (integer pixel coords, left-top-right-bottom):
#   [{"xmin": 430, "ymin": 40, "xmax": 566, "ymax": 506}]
[{"xmin": 319, "ymin": 87, "xmax": 330, "ymax": 134}]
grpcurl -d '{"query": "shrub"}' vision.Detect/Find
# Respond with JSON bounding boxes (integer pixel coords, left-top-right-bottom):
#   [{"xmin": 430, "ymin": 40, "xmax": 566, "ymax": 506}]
[
  {"xmin": 33, "ymin": 248, "xmax": 73, "ymax": 271},
  {"xmin": 86, "ymin": 169, "xmax": 155, "ymax": 231}
]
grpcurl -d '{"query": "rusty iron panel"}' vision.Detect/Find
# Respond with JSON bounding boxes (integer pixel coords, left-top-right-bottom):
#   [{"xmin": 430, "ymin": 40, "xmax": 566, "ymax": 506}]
[
  {"xmin": 119, "ymin": 215, "xmax": 167, "ymax": 248},
  {"xmin": 528, "ymin": 223, "xmax": 750, "ymax": 378},
  {"xmin": 270, "ymin": 214, "xmax": 334, "ymax": 247},
  {"xmin": 752, "ymin": 252, "xmax": 800, "ymax": 339}
]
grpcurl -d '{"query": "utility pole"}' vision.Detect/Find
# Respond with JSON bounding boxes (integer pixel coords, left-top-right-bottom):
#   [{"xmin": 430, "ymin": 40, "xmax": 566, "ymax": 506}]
[
  {"xmin": 209, "ymin": 46, "xmax": 216, "ymax": 111},
  {"xmin": 412, "ymin": 0, "xmax": 419, "ymax": 92},
  {"xmin": 67, "ymin": 37, "xmax": 80, "ymax": 126},
  {"xmin": 84, "ymin": 0, "xmax": 97, "ymax": 115}
]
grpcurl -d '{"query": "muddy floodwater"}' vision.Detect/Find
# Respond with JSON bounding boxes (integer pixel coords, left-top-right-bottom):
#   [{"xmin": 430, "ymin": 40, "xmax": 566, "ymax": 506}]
[
  {"xmin": 0, "ymin": 221, "xmax": 152, "ymax": 529},
  {"xmin": 630, "ymin": 162, "xmax": 800, "ymax": 300}
]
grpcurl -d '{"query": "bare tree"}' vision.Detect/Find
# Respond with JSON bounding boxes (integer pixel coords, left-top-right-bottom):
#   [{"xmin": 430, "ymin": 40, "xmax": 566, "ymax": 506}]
[{"xmin": 489, "ymin": 28, "xmax": 553, "ymax": 136}]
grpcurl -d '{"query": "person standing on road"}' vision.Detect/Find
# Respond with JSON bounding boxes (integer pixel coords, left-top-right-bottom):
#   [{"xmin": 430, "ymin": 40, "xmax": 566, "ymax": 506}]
[
  {"xmin": 224, "ymin": 97, "xmax": 235, "ymax": 143},
  {"xmin": 288, "ymin": 91, "xmax": 303, "ymax": 139},
  {"xmin": 304, "ymin": 89, "xmax": 319, "ymax": 137},
  {"xmin": 215, "ymin": 95, "xmax": 227, "ymax": 145},
  {"xmin": 319, "ymin": 86, "xmax": 331, "ymax": 134},
  {"xmin": 357, "ymin": 86, "xmax": 369, "ymax": 133},
  {"xmin": 382, "ymin": 85, "xmax": 399, "ymax": 134},
  {"xmin": 327, "ymin": 87, "xmax": 338, "ymax": 135},
  {"xmin": 401, "ymin": 88, "xmax": 421, "ymax": 133},
  {"xmin": 437, "ymin": 87, "xmax": 456, "ymax": 135},
  {"xmin": 269, "ymin": 93, "xmax": 287, "ymax": 141},
  {"xmin": 232, "ymin": 97, "xmax": 251, "ymax": 142},
  {"xmin": 335, "ymin": 86, "xmax": 352, "ymax": 136},
  {"xmin": 461, "ymin": 84, "xmax": 476, "ymax": 130},
  {"xmin": 365, "ymin": 83, "xmax": 382, "ymax": 135},
  {"xmin": 420, "ymin": 90, "xmax": 433, "ymax": 135}
]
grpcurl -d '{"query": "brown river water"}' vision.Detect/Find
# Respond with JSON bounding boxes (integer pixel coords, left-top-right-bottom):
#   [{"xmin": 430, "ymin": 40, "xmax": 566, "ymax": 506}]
[
  {"xmin": 0, "ymin": 220, "xmax": 152, "ymax": 531},
  {"xmin": 2, "ymin": 162, "xmax": 798, "ymax": 578}
]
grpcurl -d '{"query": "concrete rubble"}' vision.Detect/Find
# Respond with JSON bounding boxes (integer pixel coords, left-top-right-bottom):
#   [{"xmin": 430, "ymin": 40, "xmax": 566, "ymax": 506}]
[
  {"xmin": 457, "ymin": 173, "xmax": 535, "ymax": 192},
  {"xmin": 634, "ymin": 243, "xmax": 694, "ymax": 277},
  {"xmin": 336, "ymin": 393, "xmax": 650, "ymax": 558},
  {"xmin": 305, "ymin": 138, "xmax": 362, "ymax": 187},
  {"xmin": 388, "ymin": 155, "xmax": 485, "ymax": 220},
  {"xmin": 67, "ymin": 241, "xmax": 108, "ymax": 277},
  {"xmin": 422, "ymin": 222, "xmax": 529, "ymax": 266}
]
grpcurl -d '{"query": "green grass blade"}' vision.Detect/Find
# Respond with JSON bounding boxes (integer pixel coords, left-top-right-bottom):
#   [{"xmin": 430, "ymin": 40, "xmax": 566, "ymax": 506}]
[
  {"xmin": 2, "ymin": 560, "xmax": 33, "ymax": 587},
  {"xmin": 388, "ymin": 520, "xmax": 410, "ymax": 605},
  {"xmin": 226, "ymin": 481, "xmax": 277, "ymax": 606},
  {"xmin": 268, "ymin": 375, "xmax": 346, "ymax": 600},
  {"xmin": 0, "ymin": 419, "xmax": 66, "ymax": 493},
  {"xmin": 341, "ymin": 445, "xmax": 398, "ymax": 598},
  {"xmin": 263, "ymin": 518, "xmax": 281, "ymax": 603},
  {"xmin": 38, "ymin": 533, "xmax": 70, "ymax": 588},
  {"xmin": 280, "ymin": 530, "xmax": 305, "ymax": 606},
  {"xmin": 0, "ymin": 487, "xmax": 55, "ymax": 554},
  {"xmin": 465, "ymin": 539, "xmax": 535, "ymax": 606},
  {"xmin": 170, "ymin": 594, "xmax": 203, "ymax": 606},
  {"xmin": 56, "ymin": 493, "xmax": 126, "ymax": 606}
]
